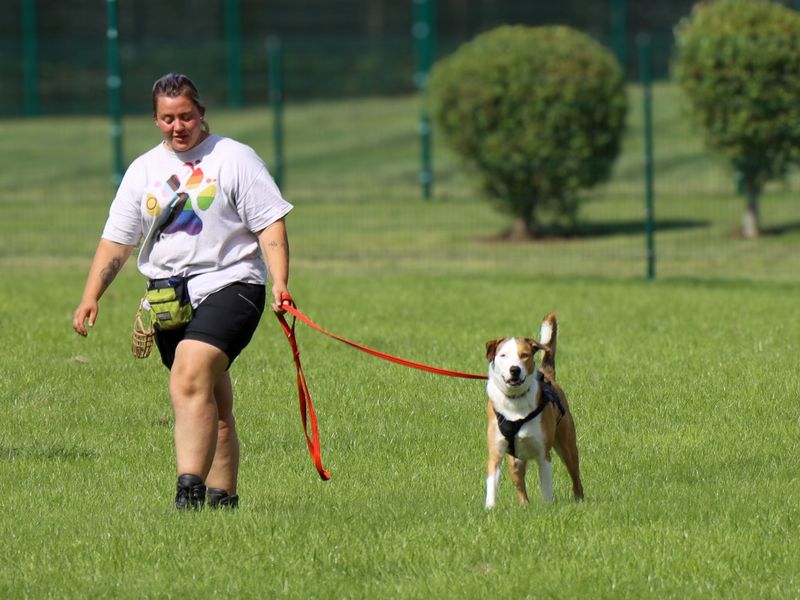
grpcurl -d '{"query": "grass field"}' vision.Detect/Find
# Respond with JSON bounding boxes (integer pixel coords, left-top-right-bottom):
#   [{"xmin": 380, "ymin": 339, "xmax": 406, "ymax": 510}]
[{"xmin": 2, "ymin": 85, "xmax": 800, "ymax": 597}]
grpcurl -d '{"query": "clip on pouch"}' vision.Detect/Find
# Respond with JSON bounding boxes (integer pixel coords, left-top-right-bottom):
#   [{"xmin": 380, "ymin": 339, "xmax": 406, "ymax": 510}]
[{"xmin": 145, "ymin": 276, "xmax": 194, "ymax": 331}]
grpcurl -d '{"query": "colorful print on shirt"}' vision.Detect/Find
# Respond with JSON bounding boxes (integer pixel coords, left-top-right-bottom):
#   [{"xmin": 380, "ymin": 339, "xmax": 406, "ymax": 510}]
[{"xmin": 147, "ymin": 159, "xmax": 217, "ymax": 236}]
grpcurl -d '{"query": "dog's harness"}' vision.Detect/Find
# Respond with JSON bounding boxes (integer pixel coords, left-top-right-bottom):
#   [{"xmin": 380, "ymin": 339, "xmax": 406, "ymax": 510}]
[{"xmin": 495, "ymin": 371, "xmax": 565, "ymax": 458}]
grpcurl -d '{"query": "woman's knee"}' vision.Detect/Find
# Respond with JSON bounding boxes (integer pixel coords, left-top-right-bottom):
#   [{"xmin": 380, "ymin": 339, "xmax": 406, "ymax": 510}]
[
  {"xmin": 170, "ymin": 341, "xmax": 227, "ymax": 404},
  {"xmin": 170, "ymin": 365, "xmax": 207, "ymax": 400}
]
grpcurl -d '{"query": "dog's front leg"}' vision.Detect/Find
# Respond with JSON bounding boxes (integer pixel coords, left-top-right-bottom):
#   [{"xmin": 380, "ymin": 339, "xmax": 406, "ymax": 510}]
[
  {"xmin": 485, "ymin": 454, "xmax": 503, "ymax": 509},
  {"xmin": 537, "ymin": 452, "xmax": 554, "ymax": 503},
  {"xmin": 507, "ymin": 455, "xmax": 529, "ymax": 506}
]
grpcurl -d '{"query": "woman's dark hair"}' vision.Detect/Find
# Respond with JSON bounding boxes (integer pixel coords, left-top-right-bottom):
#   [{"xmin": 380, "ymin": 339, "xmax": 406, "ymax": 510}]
[{"xmin": 151, "ymin": 73, "xmax": 209, "ymax": 131}]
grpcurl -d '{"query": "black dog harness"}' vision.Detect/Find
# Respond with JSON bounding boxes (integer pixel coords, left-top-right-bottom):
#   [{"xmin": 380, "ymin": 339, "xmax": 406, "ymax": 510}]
[{"xmin": 495, "ymin": 371, "xmax": 565, "ymax": 458}]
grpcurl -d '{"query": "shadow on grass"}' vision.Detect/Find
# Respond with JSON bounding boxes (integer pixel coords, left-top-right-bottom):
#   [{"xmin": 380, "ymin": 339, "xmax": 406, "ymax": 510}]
[
  {"xmin": 484, "ymin": 218, "xmax": 710, "ymax": 243},
  {"xmin": 762, "ymin": 221, "xmax": 800, "ymax": 236},
  {"xmin": 1, "ymin": 445, "xmax": 100, "ymax": 461}
]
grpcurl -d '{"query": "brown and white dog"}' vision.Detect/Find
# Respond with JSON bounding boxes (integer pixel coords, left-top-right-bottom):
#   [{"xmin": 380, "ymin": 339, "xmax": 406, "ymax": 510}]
[{"xmin": 484, "ymin": 313, "xmax": 583, "ymax": 508}]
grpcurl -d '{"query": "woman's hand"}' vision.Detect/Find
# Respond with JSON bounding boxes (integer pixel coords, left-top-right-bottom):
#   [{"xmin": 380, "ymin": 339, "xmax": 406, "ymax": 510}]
[
  {"xmin": 72, "ymin": 298, "xmax": 99, "ymax": 336},
  {"xmin": 271, "ymin": 284, "xmax": 292, "ymax": 313},
  {"xmin": 72, "ymin": 239, "xmax": 135, "ymax": 336}
]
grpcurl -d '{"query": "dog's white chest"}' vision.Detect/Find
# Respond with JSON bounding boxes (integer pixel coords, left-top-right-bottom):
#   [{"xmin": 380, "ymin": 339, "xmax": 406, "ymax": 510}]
[
  {"xmin": 489, "ymin": 414, "xmax": 545, "ymax": 461},
  {"xmin": 510, "ymin": 420, "xmax": 545, "ymax": 460}
]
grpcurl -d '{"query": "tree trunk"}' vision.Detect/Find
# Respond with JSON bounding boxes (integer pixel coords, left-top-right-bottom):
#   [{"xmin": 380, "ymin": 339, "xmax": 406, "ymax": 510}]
[
  {"xmin": 741, "ymin": 185, "xmax": 760, "ymax": 239},
  {"xmin": 508, "ymin": 216, "xmax": 534, "ymax": 240}
]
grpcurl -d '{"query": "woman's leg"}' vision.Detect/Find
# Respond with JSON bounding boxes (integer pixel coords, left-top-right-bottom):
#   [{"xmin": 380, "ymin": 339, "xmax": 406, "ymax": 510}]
[
  {"xmin": 169, "ymin": 339, "xmax": 230, "ymax": 480},
  {"xmin": 206, "ymin": 371, "xmax": 240, "ymax": 495}
]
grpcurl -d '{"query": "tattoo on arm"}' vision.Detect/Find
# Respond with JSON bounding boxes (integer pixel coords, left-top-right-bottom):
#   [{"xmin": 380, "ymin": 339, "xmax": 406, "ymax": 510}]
[
  {"xmin": 267, "ymin": 240, "xmax": 288, "ymax": 249},
  {"xmin": 99, "ymin": 257, "xmax": 122, "ymax": 292}
]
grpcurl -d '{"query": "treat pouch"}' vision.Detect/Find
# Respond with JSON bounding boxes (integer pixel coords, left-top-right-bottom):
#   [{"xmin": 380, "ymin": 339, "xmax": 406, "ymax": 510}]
[{"xmin": 145, "ymin": 277, "xmax": 193, "ymax": 330}]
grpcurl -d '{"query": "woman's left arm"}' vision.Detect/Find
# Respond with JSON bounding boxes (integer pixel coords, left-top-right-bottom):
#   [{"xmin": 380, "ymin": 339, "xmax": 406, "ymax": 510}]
[{"xmin": 257, "ymin": 217, "xmax": 290, "ymax": 312}]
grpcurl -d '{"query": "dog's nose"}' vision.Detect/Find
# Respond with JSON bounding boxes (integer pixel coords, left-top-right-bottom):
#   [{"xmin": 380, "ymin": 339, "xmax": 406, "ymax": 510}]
[{"xmin": 509, "ymin": 366, "xmax": 521, "ymax": 378}]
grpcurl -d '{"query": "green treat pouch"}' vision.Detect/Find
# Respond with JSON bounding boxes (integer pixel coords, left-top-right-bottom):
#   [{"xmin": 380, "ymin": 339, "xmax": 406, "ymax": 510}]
[{"xmin": 146, "ymin": 277, "xmax": 193, "ymax": 330}]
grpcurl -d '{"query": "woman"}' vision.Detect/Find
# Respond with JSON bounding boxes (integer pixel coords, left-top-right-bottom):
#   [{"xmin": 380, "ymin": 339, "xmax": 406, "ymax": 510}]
[{"xmin": 73, "ymin": 73, "xmax": 293, "ymax": 510}]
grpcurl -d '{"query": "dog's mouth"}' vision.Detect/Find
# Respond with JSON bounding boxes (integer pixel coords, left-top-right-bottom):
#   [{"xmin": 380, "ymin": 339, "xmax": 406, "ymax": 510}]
[{"xmin": 504, "ymin": 375, "xmax": 526, "ymax": 387}]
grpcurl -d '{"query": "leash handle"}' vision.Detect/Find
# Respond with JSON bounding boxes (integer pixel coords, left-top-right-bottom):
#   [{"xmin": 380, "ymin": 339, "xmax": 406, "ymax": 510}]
[
  {"xmin": 278, "ymin": 292, "xmax": 295, "ymax": 309},
  {"xmin": 275, "ymin": 293, "xmax": 331, "ymax": 481}
]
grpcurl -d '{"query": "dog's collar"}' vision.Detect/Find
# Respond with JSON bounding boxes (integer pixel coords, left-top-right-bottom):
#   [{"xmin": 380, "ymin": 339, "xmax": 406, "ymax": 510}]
[{"xmin": 495, "ymin": 371, "xmax": 565, "ymax": 458}]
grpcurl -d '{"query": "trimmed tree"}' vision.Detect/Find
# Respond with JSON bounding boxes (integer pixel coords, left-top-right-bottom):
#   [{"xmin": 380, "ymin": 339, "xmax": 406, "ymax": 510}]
[
  {"xmin": 428, "ymin": 25, "xmax": 627, "ymax": 239},
  {"xmin": 673, "ymin": 0, "xmax": 800, "ymax": 239}
]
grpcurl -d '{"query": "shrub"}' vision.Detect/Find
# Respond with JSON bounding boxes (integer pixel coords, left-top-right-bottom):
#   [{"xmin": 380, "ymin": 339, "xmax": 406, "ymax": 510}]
[
  {"xmin": 673, "ymin": 0, "xmax": 800, "ymax": 238},
  {"xmin": 428, "ymin": 25, "xmax": 627, "ymax": 239}
]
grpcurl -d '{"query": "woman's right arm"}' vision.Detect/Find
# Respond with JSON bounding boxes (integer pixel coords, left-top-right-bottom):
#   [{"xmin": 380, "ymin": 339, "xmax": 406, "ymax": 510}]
[{"xmin": 72, "ymin": 238, "xmax": 136, "ymax": 336}]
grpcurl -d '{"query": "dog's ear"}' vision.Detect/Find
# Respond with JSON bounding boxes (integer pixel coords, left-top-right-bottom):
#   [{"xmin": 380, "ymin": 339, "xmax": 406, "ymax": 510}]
[
  {"xmin": 485, "ymin": 338, "xmax": 503, "ymax": 362},
  {"xmin": 525, "ymin": 338, "xmax": 548, "ymax": 355}
]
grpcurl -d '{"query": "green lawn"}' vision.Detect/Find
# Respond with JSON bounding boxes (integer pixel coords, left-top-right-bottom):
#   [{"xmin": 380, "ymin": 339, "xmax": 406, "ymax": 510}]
[{"xmin": 2, "ymin": 87, "xmax": 800, "ymax": 597}]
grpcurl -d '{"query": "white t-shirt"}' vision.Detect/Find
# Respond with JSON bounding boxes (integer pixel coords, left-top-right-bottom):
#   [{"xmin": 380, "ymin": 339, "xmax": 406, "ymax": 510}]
[{"xmin": 102, "ymin": 134, "xmax": 292, "ymax": 307}]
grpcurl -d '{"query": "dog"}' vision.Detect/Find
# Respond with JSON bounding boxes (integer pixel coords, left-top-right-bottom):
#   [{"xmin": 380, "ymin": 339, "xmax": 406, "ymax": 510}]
[{"xmin": 484, "ymin": 313, "xmax": 583, "ymax": 508}]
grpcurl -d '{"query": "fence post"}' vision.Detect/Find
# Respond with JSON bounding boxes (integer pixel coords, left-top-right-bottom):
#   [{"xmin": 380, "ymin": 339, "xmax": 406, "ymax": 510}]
[
  {"xmin": 22, "ymin": 0, "xmax": 39, "ymax": 116},
  {"xmin": 106, "ymin": 0, "xmax": 124, "ymax": 187},
  {"xmin": 413, "ymin": 0, "xmax": 436, "ymax": 199},
  {"xmin": 267, "ymin": 36, "xmax": 285, "ymax": 190},
  {"xmin": 610, "ymin": 0, "xmax": 627, "ymax": 73},
  {"xmin": 638, "ymin": 33, "xmax": 655, "ymax": 281},
  {"xmin": 224, "ymin": 0, "xmax": 243, "ymax": 107}
]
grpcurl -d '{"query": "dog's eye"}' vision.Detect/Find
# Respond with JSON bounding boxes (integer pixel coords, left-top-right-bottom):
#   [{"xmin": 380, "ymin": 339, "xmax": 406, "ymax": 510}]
[
  {"xmin": 520, "ymin": 353, "xmax": 530, "ymax": 359},
  {"xmin": 498, "ymin": 353, "xmax": 507, "ymax": 358}
]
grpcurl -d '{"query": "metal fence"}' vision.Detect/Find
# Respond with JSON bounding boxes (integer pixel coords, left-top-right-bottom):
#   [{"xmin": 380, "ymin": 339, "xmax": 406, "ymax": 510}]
[
  {"xmin": 6, "ymin": 0, "xmax": 800, "ymax": 115},
  {"xmin": 1, "ymin": 0, "xmax": 726, "ymax": 117},
  {"xmin": 4, "ymin": 0, "xmax": 800, "ymax": 283}
]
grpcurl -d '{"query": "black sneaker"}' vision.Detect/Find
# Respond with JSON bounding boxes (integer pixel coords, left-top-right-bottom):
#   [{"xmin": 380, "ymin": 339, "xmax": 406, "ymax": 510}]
[
  {"xmin": 175, "ymin": 474, "xmax": 206, "ymax": 510},
  {"xmin": 207, "ymin": 487, "xmax": 239, "ymax": 509}
]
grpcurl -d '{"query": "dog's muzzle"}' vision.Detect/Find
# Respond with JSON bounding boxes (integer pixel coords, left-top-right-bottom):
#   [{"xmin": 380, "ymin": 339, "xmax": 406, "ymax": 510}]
[{"xmin": 505, "ymin": 366, "xmax": 526, "ymax": 387}]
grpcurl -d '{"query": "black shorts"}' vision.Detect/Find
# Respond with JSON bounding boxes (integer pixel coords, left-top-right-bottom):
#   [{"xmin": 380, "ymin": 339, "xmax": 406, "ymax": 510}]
[{"xmin": 154, "ymin": 282, "xmax": 266, "ymax": 370}]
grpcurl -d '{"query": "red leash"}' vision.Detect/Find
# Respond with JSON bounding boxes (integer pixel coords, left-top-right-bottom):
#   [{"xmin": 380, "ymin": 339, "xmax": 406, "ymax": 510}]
[
  {"xmin": 274, "ymin": 294, "xmax": 487, "ymax": 480},
  {"xmin": 283, "ymin": 303, "xmax": 488, "ymax": 380},
  {"xmin": 275, "ymin": 297, "xmax": 331, "ymax": 481}
]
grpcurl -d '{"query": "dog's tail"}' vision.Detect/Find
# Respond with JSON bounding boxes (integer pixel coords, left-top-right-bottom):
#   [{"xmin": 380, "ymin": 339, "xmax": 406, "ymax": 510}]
[{"xmin": 538, "ymin": 312, "xmax": 558, "ymax": 381}]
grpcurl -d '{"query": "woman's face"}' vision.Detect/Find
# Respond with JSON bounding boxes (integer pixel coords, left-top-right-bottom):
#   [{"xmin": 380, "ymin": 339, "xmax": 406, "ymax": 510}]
[{"xmin": 154, "ymin": 94, "xmax": 206, "ymax": 153}]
